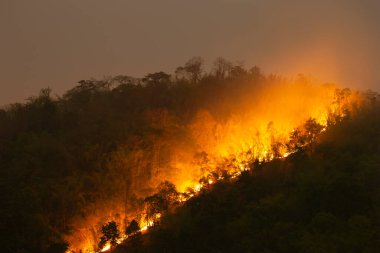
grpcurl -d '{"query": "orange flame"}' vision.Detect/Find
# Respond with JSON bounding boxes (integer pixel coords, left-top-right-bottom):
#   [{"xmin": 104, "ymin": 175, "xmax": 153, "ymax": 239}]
[{"xmin": 66, "ymin": 81, "xmax": 362, "ymax": 252}]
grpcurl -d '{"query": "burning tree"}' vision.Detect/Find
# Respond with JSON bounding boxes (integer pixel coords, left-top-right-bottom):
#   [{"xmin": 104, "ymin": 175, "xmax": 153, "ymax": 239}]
[
  {"xmin": 287, "ymin": 118, "xmax": 324, "ymax": 153},
  {"xmin": 144, "ymin": 181, "xmax": 179, "ymax": 223},
  {"xmin": 99, "ymin": 221, "xmax": 120, "ymax": 250},
  {"xmin": 126, "ymin": 220, "xmax": 140, "ymax": 237}
]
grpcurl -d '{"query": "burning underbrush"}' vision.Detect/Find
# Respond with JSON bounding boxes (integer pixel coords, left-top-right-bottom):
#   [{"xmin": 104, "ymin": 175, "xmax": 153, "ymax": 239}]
[{"xmin": 64, "ymin": 80, "xmax": 364, "ymax": 253}]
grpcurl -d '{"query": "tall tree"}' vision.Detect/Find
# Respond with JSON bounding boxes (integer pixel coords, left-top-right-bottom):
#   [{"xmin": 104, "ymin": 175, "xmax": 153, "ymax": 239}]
[
  {"xmin": 99, "ymin": 221, "xmax": 120, "ymax": 248},
  {"xmin": 213, "ymin": 57, "xmax": 233, "ymax": 80},
  {"xmin": 183, "ymin": 57, "xmax": 204, "ymax": 83}
]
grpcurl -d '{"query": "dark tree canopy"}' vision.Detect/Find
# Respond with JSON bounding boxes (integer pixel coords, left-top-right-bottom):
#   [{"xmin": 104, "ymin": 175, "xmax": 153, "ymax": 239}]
[
  {"xmin": 126, "ymin": 220, "xmax": 140, "ymax": 237},
  {"xmin": 100, "ymin": 221, "xmax": 120, "ymax": 248},
  {"xmin": 0, "ymin": 58, "xmax": 379, "ymax": 253}
]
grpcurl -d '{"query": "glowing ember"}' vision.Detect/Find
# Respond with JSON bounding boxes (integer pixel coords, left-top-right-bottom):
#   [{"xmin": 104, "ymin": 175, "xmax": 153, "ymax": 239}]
[
  {"xmin": 194, "ymin": 184, "xmax": 202, "ymax": 192},
  {"xmin": 140, "ymin": 225, "xmax": 149, "ymax": 232},
  {"xmin": 140, "ymin": 219, "xmax": 154, "ymax": 233},
  {"xmin": 116, "ymin": 235, "xmax": 127, "ymax": 244},
  {"xmin": 100, "ymin": 243, "xmax": 111, "ymax": 252}
]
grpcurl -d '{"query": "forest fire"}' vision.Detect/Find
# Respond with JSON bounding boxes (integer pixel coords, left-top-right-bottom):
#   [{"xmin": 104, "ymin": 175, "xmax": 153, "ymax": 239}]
[
  {"xmin": 63, "ymin": 79, "xmax": 362, "ymax": 253},
  {"xmin": 2, "ymin": 1, "xmax": 379, "ymax": 252},
  {"xmin": 100, "ymin": 243, "xmax": 111, "ymax": 252}
]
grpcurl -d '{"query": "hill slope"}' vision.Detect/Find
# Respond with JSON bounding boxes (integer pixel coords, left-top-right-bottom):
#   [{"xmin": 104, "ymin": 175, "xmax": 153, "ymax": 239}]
[
  {"xmin": 0, "ymin": 63, "xmax": 378, "ymax": 252},
  {"xmin": 115, "ymin": 101, "xmax": 380, "ymax": 253}
]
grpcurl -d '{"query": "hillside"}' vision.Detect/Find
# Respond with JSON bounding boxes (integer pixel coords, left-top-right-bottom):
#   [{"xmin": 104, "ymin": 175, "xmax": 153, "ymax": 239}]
[
  {"xmin": 114, "ymin": 99, "xmax": 380, "ymax": 253},
  {"xmin": 0, "ymin": 59, "xmax": 379, "ymax": 253}
]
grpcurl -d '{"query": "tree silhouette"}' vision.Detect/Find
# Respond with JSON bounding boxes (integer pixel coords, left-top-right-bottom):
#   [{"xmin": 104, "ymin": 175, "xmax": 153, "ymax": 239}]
[
  {"xmin": 143, "ymin": 72, "xmax": 171, "ymax": 86},
  {"xmin": 213, "ymin": 57, "xmax": 233, "ymax": 80},
  {"xmin": 144, "ymin": 181, "xmax": 179, "ymax": 222},
  {"xmin": 126, "ymin": 220, "xmax": 140, "ymax": 237},
  {"xmin": 176, "ymin": 57, "xmax": 204, "ymax": 83},
  {"xmin": 99, "ymin": 221, "xmax": 120, "ymax": 248}
]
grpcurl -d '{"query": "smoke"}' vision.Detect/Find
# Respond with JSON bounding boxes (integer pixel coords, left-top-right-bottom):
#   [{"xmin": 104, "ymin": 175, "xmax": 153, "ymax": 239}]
[
  {"xmin": 1, "ymin": 0, "xmax": 379, "ymax": 105},
  {"xmin": 64, "ymin": 75, "xmax": 356, "ymax": 252},
  {"xmin": 249, "ymin": 0, "xmax": 380, "ymax": 90}
]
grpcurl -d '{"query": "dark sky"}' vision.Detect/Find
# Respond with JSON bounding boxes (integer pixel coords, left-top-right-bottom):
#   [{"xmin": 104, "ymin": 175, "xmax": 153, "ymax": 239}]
[{"xmin": 1, "ymin": 0, "xmax": 379, "ymax": 105}]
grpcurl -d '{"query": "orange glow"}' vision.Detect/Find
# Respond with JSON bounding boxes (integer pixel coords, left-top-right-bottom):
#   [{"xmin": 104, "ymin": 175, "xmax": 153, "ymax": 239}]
[
  {"xmin": 66, "ymin": 80, "xmax": 362, "ymax": 252},
  {"xmin": 173, "ymin": 82, "xmax": 337, "ymax": 190},
  {"xmin": 194, "ymin": 183, "xmax": 203, "ymax": 192},
  {"xmin": 100, "ymin": 243, "xmax": 111, "ymax": 252},
  {"xmin": 140, "ymin": 219, "xmax": 154, "ymax": 232}
]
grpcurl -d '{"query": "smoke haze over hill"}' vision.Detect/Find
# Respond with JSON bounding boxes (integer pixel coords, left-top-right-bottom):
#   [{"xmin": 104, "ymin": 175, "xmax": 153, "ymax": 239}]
[{"xmin": 1, "ymin": 0, "xmax": 380, "ymax": 105}]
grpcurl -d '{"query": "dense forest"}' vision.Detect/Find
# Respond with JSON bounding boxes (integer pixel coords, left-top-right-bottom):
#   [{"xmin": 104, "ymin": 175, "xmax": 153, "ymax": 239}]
[
  {"xmin": 0, "ymin": 57, "xmax": 378, "ymax": 253},
  {"xmin": 116, "ymin": 96, "xmax": 380, "ymax": 253}
]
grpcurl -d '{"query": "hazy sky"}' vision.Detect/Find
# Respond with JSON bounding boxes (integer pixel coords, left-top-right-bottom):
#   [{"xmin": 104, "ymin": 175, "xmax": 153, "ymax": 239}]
[{"xmin": 1, "ymin": 0, "xmax": 379, "ymax": 105}]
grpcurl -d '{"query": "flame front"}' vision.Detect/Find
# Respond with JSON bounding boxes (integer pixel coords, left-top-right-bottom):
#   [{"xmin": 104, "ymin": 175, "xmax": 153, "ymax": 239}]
[
  {"xmin": 65, "ymin": 80, "xmax": 362, "ymax": 253},
  {"xmin": 100, "ymin": 243, "xmax": 111, "ymax": 252}
]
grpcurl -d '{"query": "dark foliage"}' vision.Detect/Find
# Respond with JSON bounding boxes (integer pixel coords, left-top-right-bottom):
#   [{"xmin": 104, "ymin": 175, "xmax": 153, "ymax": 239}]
[
  {"xmin": 118, "ymin": 101, "xmax": 380, "ymax": 253},
  {"xmin": 126, "ymin": 220, "xmax": 140, "ymax": 237},
  {"xmin": 100, "ymin": 221, "xmax": 120, "ymax": 248},
  {"xmin": 0, "ymin": 60, "xmax": 264, "ymax": 253},
  {"xmin": 0, "ymin": 58, "xmax": 379, "ymax": 253}
]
